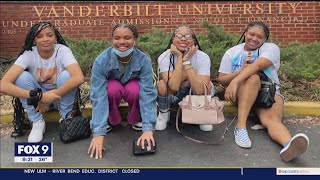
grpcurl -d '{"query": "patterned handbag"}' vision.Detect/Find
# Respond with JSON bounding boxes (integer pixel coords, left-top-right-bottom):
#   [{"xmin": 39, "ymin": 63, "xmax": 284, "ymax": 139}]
[{"xmin": 59, "ymin": 89, "xmax": 92, "ymax": 143}]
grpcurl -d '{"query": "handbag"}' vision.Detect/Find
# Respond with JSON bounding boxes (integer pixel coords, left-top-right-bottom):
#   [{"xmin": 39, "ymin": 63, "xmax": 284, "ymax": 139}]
[
  {"xmin": 59, "ymin": 89, "xmax": 92, "ymax": 143},
  {"xmin": 254, "ymin": 71, "xmax": 276, "ymax": 108},
  {"xmin": 176, "ymin": 82, "xmax": 232, "ymax": 144},
  {"xmin": 178, "ymin": 82, "xmax": 225, "ymax": 125}
]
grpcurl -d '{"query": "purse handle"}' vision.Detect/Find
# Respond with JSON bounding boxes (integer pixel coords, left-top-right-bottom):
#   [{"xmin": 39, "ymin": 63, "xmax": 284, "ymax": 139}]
[
  {"xmin": 63, "ymin": 88, "xmax": 83, "ymax": 119},
  {"xmin": 187, "ymin": 82, "xmax": 210, "ymax": 109},
  {"xmin": 175, "ymin": 107, "xmax": 236, "ymax": 145}
]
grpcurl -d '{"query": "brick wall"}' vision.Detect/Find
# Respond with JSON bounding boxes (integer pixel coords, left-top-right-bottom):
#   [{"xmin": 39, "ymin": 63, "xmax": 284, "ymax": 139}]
[{"xmin": 1, "ymin": 1, "xmax": 319, "ymax": 58}]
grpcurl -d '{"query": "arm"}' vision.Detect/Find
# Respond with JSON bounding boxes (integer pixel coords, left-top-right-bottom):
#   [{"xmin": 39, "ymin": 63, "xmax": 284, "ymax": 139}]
[
  {"xmin": 0, "ymin": 64, "xmax": 32, "ymax": 98},
  {"xmin": 88, "ymin": 59, "xmax": 109, "ymax": 159},
  {"xmin": 50, "ymin": 63, "xmax": 84, "ymax": 97},
  {"xmin": 183, "ymin": 47, "xmax": 211, "ymax": 95},
  {"xmin": 224, "ymin": 57, "xmax": 273, "ymax": 102},
  {"xmin": 160, "ymin": 44, "xmax": 184, "ymax": 92},
  {"xmin": 218, "ymin": 51, "xmax": 251, "ymax": 86},
  {"xmin": 137, "ymin": 55, "xmax": 158, "ymax": 149}
]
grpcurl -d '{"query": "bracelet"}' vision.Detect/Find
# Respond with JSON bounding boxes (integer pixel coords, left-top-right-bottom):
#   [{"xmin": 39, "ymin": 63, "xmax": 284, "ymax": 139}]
[
  {"xmin": 182, "ymin": 60, "xmax": 191, "ymax": 66},
  {"xmin": 184, "ymin": 65, "xmax": 193, "ymax": 71},
  {"xmin": 27, "ymin": 88, "xmax": 43, "ymax": 108}
]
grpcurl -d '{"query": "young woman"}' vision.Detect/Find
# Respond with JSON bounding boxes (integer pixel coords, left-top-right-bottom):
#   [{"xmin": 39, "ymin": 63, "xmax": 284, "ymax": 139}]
[
  {"xmin": 218, "ymin": 21, "xmax": 309, "ymax": 162},
  {"xmin": 0, "ymin": 21, "xmax": 84, "ymax": 142},
  {"xmin": 155, "ymin": 25, "xmax": 213, "ymax": 131},
  {"xmin": 88, "ymin": 24, "xmax": 157, "ymax": 159}
]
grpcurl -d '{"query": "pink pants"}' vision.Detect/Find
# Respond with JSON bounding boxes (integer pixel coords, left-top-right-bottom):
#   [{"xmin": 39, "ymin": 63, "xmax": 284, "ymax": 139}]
[{"xmin": 107, "ymin": 79, "xmax": 140, "ymax": 125}]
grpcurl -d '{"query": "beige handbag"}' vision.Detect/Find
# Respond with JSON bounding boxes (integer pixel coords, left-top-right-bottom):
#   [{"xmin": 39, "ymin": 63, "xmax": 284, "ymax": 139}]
[
  {"xmin": 176, "ymin": 82, "xmax": 233, "ymax": 144},
  {"xmin": 178, "ymin": 83, "xmax": 225, "ymax": 125}
]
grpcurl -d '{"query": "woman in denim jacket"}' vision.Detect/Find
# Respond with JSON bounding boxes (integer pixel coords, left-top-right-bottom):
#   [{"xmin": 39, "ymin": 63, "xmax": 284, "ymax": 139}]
[{"xmin": 88, "ymin": 24, "xmax": 157, "ymax": 159}]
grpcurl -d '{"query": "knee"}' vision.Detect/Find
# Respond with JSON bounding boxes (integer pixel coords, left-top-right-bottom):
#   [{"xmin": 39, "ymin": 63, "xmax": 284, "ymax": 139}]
[
  {"xmin": 15, "ymin": 71, "xmax": 34, "ymax": 86},
  {"xmin": 247, "ymin": 74, "xmax": 260, "ymax": 85},
  {"xmin": 260, "ymin": 115, "xmax": 282, "ymax": 128},
  {"xmin": 126, "ymin": 82, "xmax": 140, "ymax": 97},
  {"xmin": 57, "ymin": 70, "xmax": 71, "ymax": 85},
  {"xmin": 107, "ymin": 83, "xmax": 122, "ymax": 97}
]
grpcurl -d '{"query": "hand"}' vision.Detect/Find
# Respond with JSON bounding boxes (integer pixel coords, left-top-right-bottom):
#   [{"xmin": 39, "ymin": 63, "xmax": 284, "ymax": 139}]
[
  {"xmin": 170, "ymin": 44, "xmax": 183, "ymax": 57},
  {"xmin": 241, "ymin": 52, "xmax": 252, "ymax": 70},
  {"xmin": 136, "ymin": 131, "xmax": 155, "ymax": 150},
  {"xmin": 182, "ymin": 45, "xmax": 198, "ymax": 61},
  {"xmin": 40, "ymin": 91, "xmax": 61, "ymax": 104},
  {"xmin": 88, "ymin": 136, "xmax": 105, "ymax": 159},
  {"xmin": 36, "ymin": 102, "xmax": 49, "ymax": 113},
  {"xmin": 224, "ymin": 79, "xmax": 239, "ymax": 102}
]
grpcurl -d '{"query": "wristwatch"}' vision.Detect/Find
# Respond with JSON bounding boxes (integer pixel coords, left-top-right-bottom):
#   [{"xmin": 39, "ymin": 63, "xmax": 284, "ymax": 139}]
[{"xmin": 182, "ymin": 60, "xmax": 191, "ymax": 66}]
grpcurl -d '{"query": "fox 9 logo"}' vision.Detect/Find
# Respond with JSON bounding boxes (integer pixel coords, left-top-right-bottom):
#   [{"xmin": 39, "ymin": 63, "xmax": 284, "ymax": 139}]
[{"xmin": 15, "ymin": 142, "xmax": 52, "ymax": 157}]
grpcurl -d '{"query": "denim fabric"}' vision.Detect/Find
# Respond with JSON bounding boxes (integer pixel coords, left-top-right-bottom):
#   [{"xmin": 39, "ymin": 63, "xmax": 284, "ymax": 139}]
[
  {"xmin": 90, "ymin": 47, "xmax": 157, "ymax": 136},
  {"xmin": 15, "ymin": 71, "xmax": 77, "ymax": 122}
]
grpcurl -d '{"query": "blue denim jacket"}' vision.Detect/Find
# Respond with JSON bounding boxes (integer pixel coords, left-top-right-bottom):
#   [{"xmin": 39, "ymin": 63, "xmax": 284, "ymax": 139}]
[{"xmin": 90, "ymin": 47, "xmax": 157, "ymax": 136}]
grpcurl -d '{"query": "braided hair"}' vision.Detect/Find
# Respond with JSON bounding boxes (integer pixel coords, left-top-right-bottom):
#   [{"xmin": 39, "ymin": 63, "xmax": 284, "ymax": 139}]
[
  {"xmin": 18, "ymin": 21, "xmax": 68, "ymax": 56},
  {"xmin": 237, "ymin": 21, "xmax": 270, "ymax": 45}
]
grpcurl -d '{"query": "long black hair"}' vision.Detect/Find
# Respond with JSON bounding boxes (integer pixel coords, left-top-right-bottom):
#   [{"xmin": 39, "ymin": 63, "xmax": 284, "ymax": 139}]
[
  {"xmin": 18, "ymin": 21, "xmax": 68, "ymax": 56},
  {"xmin": 12, "ymin": 21, "xmax": 68, "ymax": 138},
  {"xmin": 236, "ymin": 21, "xmax": 270, "ymax": 45}
]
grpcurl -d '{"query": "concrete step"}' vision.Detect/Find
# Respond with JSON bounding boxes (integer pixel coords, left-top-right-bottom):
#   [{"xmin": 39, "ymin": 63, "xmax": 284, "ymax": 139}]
[{"xmin": 1, "ymin": 101, "xmax": 320, "ymax": 123}]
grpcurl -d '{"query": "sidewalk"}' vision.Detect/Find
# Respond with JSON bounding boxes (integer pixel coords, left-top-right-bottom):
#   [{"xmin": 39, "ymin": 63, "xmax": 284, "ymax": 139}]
[
  {"xmin": 1, "ymin": 117, "xmax": 319, "ymax": 167},
  {"xmin": 0, "ymin": 101, "xmax": 320, "ymax": 167},
  {"xmin": 1, "ymin": 101, "xmax": 320, "ymax": 123}
]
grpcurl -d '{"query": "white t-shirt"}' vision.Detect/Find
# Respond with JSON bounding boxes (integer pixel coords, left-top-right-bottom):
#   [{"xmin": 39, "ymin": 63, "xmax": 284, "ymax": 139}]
[
  {"xmin": 158, "ymin": 49, "xmax": 210, "ymax": 76},
  {"xmin": 218, "ymin": 43, "xmax": 280, "ymax": 85},
  {"xmin": 14, "ymin": 44, "xmax": 78, "ymax": 89}
]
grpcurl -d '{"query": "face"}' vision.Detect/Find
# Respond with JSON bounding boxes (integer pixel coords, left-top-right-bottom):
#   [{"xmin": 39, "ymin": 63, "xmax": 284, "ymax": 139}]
[
  {"xmin": 112, "ymin": 27, "xmax": 135, "ymax": 51},
  {"xmin": 172, "ymin": 27, "xmax": 195, "ymax": 51},
  {"xmin": 34, "ymin": 27, "xmax": 57, "ymax": 53},
  {"xmin": 244, "ymin": 26, "xmax": 266, "ymax": 51}
]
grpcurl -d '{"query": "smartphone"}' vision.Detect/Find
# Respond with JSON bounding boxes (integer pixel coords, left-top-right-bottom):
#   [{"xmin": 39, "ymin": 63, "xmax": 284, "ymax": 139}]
[{"xmin": 132, "ymin": 139, "xmax": 156, "ymax": 156}]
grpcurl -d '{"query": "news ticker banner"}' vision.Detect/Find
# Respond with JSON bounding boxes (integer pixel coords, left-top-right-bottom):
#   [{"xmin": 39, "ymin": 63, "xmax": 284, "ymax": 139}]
[{"xmin": 0, "ymin": 168, "xmax": 320, "ymax": 178}]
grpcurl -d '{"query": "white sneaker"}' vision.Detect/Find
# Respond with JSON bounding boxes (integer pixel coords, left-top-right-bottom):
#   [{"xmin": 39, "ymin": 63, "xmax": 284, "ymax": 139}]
[
  {"xmin": 155, "ymin": 111, "xmax": 170, "ymax": 131},
  {"xmin": 28, "ymin": 119, "xmax": 46, "ymax": 142},
  {"xmin": 280, "ymin": 133, "xmax": 309, "ymax": 162},
  {"xmin": 199, "ymin": 124, "xmax": 213, "ymax": 131},
  {"xmin": 132, "ymin": 122, "xmax": 142, "ymax": 131}
]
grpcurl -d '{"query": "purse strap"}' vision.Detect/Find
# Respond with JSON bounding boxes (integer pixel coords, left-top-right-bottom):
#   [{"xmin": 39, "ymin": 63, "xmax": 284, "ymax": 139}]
[
  {"xmin": 175, "ymin": 107, "xmax": 236, "ymax": 145},
  {"xmin": 61, "ymin": 88, "xmax": 83, "ymax": 119}
]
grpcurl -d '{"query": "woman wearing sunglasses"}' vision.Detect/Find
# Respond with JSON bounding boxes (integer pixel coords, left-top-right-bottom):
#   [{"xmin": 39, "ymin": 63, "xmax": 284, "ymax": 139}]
[{"xmin": 155, "ymin": 25, "xmax": 213, "ymax": 131}]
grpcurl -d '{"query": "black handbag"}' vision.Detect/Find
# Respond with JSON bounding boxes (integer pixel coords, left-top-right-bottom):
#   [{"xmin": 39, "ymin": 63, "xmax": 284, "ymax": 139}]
[
  {"xmin": 254, "ymin": 71, "xmax": 276, "ymax": 108},
  {"xmin": 59, "ymin": 89, "xmax": 92, "ymax": 143}
]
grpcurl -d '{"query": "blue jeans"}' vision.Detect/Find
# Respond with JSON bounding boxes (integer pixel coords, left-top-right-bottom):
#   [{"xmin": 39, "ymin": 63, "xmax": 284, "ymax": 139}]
[
  {"xmin": 15, "ymin": 71, "xmax": 77, "ymax": 122},
  {"xmin": 157, "ymin": 86, "xmax": 191, "ymax": 112}
]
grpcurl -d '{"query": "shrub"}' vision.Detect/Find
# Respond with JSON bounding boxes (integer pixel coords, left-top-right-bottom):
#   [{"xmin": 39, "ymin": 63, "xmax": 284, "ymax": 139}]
[
  {"xmin": 64, "ymin": 36, "xmax": 108, "ymax": 77},
  {"xmin": 280, "ymin": 41, "xmax": 320, "ymax": 80}
]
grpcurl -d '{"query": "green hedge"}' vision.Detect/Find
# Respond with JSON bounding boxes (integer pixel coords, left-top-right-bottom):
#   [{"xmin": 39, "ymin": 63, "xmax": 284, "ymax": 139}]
[{"xmin": 64, "ymin": 23, "xmax": 320, "ymax": 101}]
